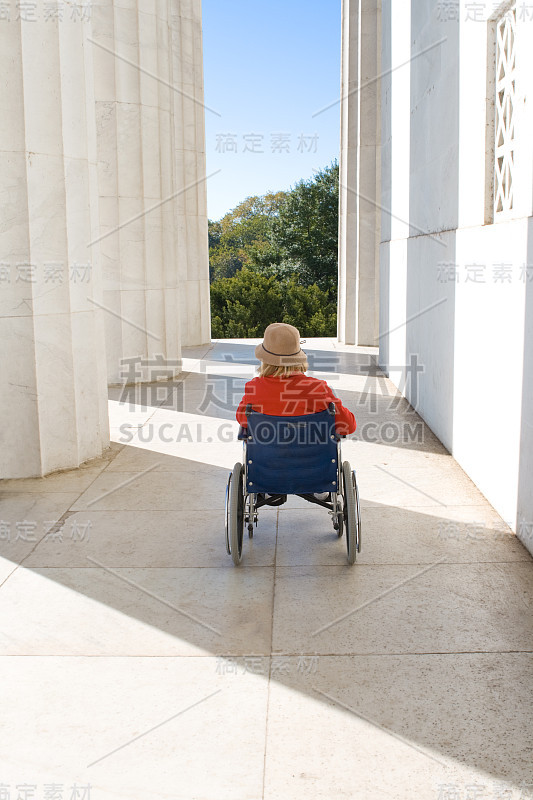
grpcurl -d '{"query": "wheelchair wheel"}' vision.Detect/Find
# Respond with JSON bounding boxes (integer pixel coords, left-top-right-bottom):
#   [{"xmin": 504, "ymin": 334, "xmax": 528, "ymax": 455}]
[
  {"xmin": 353, "ymin": 470, "xmax": 362, "ymax": 553},
  {"xmin": 226, "ymin": 463, "xmax": 244, "ymax": 565},
  {"xmin": 342, "ymin": 461, "xmax": 357, "ymax": 565}
]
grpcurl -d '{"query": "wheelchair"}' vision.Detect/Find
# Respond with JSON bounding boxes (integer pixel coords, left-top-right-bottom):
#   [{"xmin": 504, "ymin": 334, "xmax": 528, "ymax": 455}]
[{"xmin": 225, "ymin": 403, "xmax": 361, "ymax": 566}]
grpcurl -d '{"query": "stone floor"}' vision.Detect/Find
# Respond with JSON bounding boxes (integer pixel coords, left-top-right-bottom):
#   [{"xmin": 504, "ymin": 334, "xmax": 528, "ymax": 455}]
[{"xmin": 1, "ymin": 338, "xmax": 532, "ymax": 800}]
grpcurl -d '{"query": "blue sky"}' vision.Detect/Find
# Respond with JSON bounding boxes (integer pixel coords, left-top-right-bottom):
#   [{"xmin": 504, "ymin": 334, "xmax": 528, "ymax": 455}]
[{"xmin": 202, "ymin": 0, "xmax": 342, "ymax": 220}]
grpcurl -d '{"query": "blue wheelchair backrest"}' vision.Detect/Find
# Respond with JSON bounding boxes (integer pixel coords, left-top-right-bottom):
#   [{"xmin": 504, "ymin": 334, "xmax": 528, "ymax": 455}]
[{"xmin": 244, "ymin": 406, "xmax": 338, "ymax": 495}]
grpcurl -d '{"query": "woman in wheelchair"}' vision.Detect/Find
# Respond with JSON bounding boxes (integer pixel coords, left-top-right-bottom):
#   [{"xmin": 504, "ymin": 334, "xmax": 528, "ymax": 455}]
[
  {"xmin": 226, "ymin": 323, "xmax": 361, "ymax": 565},
  {"xmin": 236, "ymin": 323, "xmax": 356, "ymax": 506}
]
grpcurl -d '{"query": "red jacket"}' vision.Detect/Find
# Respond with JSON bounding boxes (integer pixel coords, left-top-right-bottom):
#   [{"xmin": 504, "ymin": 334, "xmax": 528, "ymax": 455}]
[{"xmin": 236, "ymin": 374, "xmax": 356, "ymax": 435}]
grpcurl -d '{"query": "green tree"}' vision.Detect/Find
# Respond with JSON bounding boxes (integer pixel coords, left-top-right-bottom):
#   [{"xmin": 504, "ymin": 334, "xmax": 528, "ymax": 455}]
[
  {"xmin": 209, "ymin": 162, "xmax": 339, "ymax": 337},
  {"xmin": 210, "ymin": 269, "xmax": 283, "ymax": 338},
  {"xmin": 210, "ymin": 269, "xmax": 336, "ymax": 339},
  {"xmin": 270, "ymin": 161, "xmax": 339, "ymax": 293},
  {"xmin": 209, "ymin": 192, "xmax": 287, "ymax": 282},
  {"xmin": 283, "ymin": 280, "xmax": 337, "ymax": 336},
  {"xmin": 208, "ymin": 161, "xmax": 339, "ymax": 292}
]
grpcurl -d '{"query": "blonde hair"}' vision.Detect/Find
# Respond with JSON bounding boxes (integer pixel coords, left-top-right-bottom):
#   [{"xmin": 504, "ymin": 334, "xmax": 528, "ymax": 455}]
[{"xmin": 258, "ymin": 361, "xmax": 308, "ymax": 378}]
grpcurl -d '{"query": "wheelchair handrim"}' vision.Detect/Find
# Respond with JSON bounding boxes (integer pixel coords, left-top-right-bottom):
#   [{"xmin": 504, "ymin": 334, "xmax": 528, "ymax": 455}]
[{"xmin": 224, "ymin": 471, "xmax": 232, "ymax": 555}]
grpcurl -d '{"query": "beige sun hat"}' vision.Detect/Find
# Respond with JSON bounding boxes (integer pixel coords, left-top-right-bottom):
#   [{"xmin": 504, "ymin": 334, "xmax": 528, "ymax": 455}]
[{"xmin": 255, "ymin": 322, "xmax": 307, "ymax": 366}]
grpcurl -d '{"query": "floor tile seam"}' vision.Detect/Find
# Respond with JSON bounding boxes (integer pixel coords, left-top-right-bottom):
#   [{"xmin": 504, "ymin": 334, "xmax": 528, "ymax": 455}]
[
  {"xmin": 271, "ymin": 561, "xmax": 533, "ymax": 569},
  {"xmin": 0, "ymin": 452, "xmax": 126, "ymax": 589},
  {"xmin": 261, "ymin": 507, "xmax": 278, "ymax": 800},
  {"xmin": 64, "ymin": 501, "xmax": 507, "ymax": 510},
  {"xmin": 0, "ymin": 650, "xmax": 531, "ymax": 659},
  {"xmin": 0, "ymin": 651, "xmax": 273, "ymax": 657},
  {"xmin": 19, "ymin": 561, "xmax": 531, "ymax": 570},
  {"xmin": 270, "ymin": 506, "xmax": 279, "ymax": 638},
  {"xmin": 183, "ymin": 343, "xmax": 216, "ymax": 360},
  {"xmin": 7, "ymin": 500, "xmax": 503, "ymax": 508},
  {"xmin": 271, "ymin": 561, "xmax": 533, "ymax": 568},
  {"xmin": 110, "ymin": 429, "xmax": 140, "ymax": 444},
  {"xmin": 21, "ymin": 565, "xmax": 277, "ymax": 571},
  {"xmin": 62, "ymin": 445, "xmax": 133, "ymax": 514},
  {"xmin": 267, "ymin": 649, "xmax": 533, "ymax": 657},
  {"xmin": 14, "ymin": 556, "xmax": 533, "ymax": 572},
  {"xmin": 354, "ymin": 503, "xmax": 496, "ymax": 509},
  {"xmin": 0, "ymin": 491, "xmax": 89, "ymax": 497},
  {"xmin": 20, "ymin": 561, "xmax": 532, "ymax": 570},
  {"xmin": 261, "ymin": 680, "xmax": 271, "ymax": 800},
  {"xmin": 88, "ymin": 500, "xmax": 516, "ymax": 506},
  {"xmin": 142, "ymin": 370, "xmax": 197, "ymax": 396},
  {"xmin": 70, "ymin": 506, "xmax": 237, "ymax": 512},
  {"xmin": 277, "ymin": 504, "xmax": 497, "ymax": 510},
  {"xmin": 3, "ymin": 503, "xmax": 92, "ymax": 588},
  {"xmin": 0, "ymin": 653, "xmax": 270, "ymax": 659},
  {"xmin": 135, "ymin": 407, "xmax": 161, "ymax": 425},
  {"xmin": 322, "ymin": 502, "xmax": 517, "ymax": 509},
  {"xmin": 72, "ymin": 469, "xmax": 227, "ymax": 475},
  {"xmin": 7, "ymin": 439, "xmax": 215, "ymax": 576},
  {"xmin": 0, "ymin": 563, "xmax": 21, "ymax": 591},
  {"xmin": 17, "ymin": 510, "xmax": 253, "ymax": 517}
]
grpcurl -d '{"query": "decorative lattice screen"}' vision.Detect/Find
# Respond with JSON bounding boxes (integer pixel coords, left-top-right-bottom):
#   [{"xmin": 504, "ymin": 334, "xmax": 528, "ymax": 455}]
[{"xmin": 494, "ymin": 5, "xmax": 516, "ymax": 216}]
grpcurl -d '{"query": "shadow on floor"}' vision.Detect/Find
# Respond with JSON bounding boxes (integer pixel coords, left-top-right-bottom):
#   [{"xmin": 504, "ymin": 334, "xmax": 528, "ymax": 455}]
[{"xmin": 0, "ymin": 443, "xmax": 532, "ymax": 791}]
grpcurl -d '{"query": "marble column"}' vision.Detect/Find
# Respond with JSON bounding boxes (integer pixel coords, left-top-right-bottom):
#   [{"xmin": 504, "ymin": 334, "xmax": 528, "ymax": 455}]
[
  {"xmin": 172, "ymin": 0, "xmax": 211, "ymax": 347},
  {"xmin": 91, "ymin": 0, "xmax": 210, "ymax": 386},
  {"xmin": 0, "ymin": 4, "xmax": 110, "ymax": 478},
  {"xmin": 338, "ymin": 0, "xmax": 381, "ymax": 346}
]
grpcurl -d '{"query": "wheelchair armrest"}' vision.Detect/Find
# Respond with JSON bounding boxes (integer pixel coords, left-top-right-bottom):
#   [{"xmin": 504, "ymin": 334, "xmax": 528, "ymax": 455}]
[{"xmin": 238, "ymin": 425, "xmax": 249, "ymax": 441}]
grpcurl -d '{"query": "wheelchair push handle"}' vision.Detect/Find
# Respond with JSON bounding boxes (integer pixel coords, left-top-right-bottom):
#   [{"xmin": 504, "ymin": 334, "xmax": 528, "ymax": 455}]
[{"xmin": 327, "ymin": 401, "xmax": 347, "ymax": 438}]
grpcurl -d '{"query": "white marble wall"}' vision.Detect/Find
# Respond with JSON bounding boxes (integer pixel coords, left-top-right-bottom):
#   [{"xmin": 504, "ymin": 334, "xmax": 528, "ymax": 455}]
[
  {"xmin": 338, "ymin": 0, "xmax": 381, "ymax": 346},
  {"xmin": 91, "ymin": 0, "xmax": 210, "ymax": 385},
  {"xmin": 375, "ymin": 0, "xmax": 533, "ymax": 549},
  {"xmin": 0, "ymin": 5, "xmax": 110, "ymax": 478}
]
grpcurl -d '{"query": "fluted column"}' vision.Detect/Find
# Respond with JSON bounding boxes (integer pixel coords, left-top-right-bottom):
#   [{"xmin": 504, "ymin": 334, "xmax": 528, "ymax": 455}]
[
  {"xmin": 171, "ymin": 0, "xmax": 211, "ymax": 346},
  {"xmin": 91, "ymin": 0, "xmax": 210, "ymax": 386},
  {"xmin": 0, "ymin": 5, "xmax": 110, "ymax": 478},
  {"xmin": 338, "ymin": 0, "xmax": 381, "ymax": 346}
]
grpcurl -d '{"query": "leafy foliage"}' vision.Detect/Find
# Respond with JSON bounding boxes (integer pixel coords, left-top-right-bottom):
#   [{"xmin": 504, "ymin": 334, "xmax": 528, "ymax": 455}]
[
  {"xmin": 270, "ymin": 162, "xmax": 339, "ymax": 292},
  {"xmin": 209, "ymin": 161, "xmax": 339, "ymax": 337},
  {"xmin": 208, "ymin": 192, "xmax": 287, "ymax": 281},
  {"xmin": 210, "ymin": 269, "xmax": 337, "ymax": 339}
]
